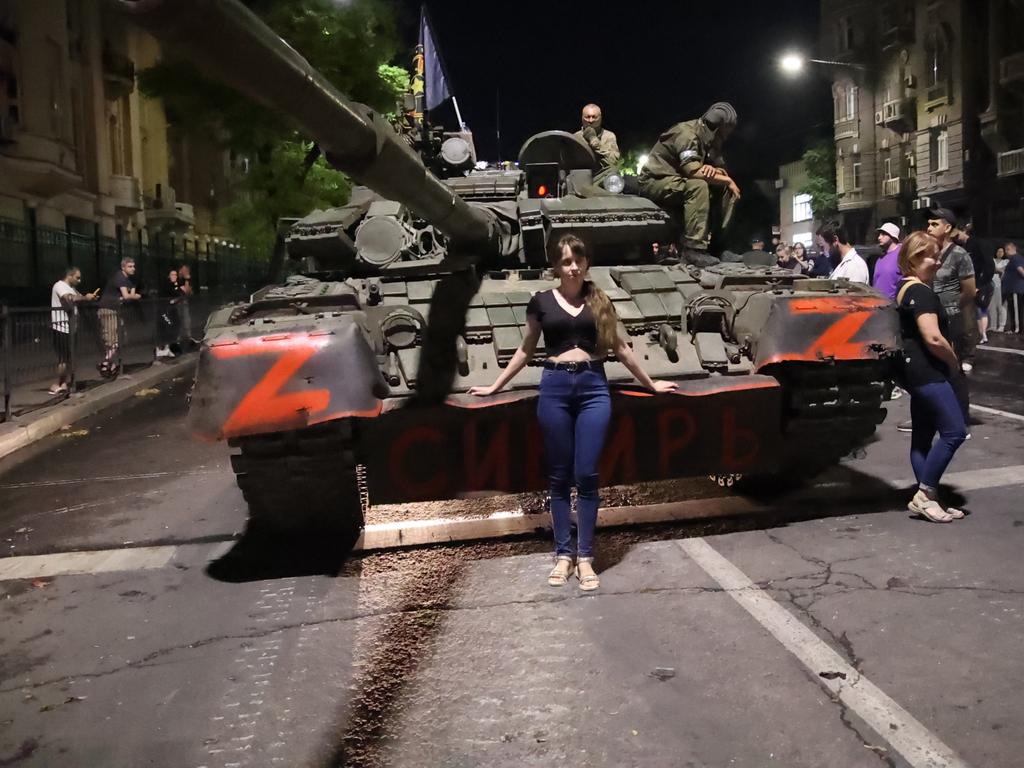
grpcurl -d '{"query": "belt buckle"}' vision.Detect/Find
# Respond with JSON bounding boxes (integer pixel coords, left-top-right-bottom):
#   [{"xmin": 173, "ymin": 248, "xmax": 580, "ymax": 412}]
[{"xmin": 565, "ymin": 361, "xmax": 579, "ymax": 373}]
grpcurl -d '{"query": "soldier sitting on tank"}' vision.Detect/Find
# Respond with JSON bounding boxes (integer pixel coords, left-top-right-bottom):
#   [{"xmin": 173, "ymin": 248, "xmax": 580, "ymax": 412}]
[
  {"xmin": 638, "ymin": 102, "xmax": 741, "ymax": 266},
  {"xmin": 573, "ymin": 103, "xmax": 620, "ymax": 185}
]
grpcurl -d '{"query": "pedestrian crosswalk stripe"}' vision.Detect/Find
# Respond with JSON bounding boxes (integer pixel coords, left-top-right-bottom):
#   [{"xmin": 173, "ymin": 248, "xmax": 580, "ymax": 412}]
[
  {"xmin": 970, "ymin": 404, "xmax": 1024, "ymax": 424},
  {"xmin": 977, "ymin": 345, "xmax": 1024, "ymax": 357},
  {"xmin": 679, "ymin": 537, "xmax": 971, "ymax": 768}
]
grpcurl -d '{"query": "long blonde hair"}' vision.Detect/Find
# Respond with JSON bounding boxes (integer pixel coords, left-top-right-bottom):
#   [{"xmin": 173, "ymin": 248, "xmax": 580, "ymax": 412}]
[
  {"xmin": 554, "ymin": 234, "xmax": 618, "ymax": 353},
  {"xmin": 898, "ymin": 231, "xmax": 939, "ymax": 277}
]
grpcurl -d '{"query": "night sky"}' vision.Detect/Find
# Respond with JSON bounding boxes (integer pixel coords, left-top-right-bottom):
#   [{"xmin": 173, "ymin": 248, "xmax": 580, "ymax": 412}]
[{"xmin": 394, "ymin": 0, "xmax": 833, "ymax": 185}]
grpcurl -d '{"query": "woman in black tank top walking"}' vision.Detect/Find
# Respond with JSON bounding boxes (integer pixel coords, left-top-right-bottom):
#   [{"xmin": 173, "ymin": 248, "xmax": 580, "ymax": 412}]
[{"xmin": 470, "ymin": 235, "xmax": 676, "ymax": 590}]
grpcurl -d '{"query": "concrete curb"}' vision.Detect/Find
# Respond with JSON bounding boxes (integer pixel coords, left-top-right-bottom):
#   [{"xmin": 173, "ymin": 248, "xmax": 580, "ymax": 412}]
[{"xmin": 0, "ymin": 355, "xmax": 197, "ymax": 462}]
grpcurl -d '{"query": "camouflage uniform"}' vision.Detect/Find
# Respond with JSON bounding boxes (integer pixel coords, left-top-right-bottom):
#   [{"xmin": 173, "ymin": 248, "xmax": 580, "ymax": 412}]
[
  {"xmin": 638, "ymin": 119, "xmax": 735, "ymax": 251},
  {"xmin": 573, "ymin": 127, "xmax": 620, "ymax": 184}
]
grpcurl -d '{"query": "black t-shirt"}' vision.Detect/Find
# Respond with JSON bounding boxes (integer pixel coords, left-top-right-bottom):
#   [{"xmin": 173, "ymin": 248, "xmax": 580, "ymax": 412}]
[
  {"xmin": 897, "ymin": 279, "xmax": 952, "ymax": 387},
  {"xmin": 962, "ymin": 235, "xmax": 994, "ymax": 288},
  {"xmin": 100, "ymin": 271, "xmax": 134, "ymax": 310},
  {"xmin": 526, "ymin": 289, "xmax": 598, "ymax": 356}
]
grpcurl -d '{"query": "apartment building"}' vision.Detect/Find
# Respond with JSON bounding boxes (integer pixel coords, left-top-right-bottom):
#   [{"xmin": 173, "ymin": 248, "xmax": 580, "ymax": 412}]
[
  {"xmin": 820, "ymin": 0, "xmax": 1024, "ymax": 242},
  {"xmin": 777, "ymin": 159, "xmax": 821, "ymax": 249},
  {"xmin": 0, "ymin": 0, "xmax": 233, "ymax": 295}
]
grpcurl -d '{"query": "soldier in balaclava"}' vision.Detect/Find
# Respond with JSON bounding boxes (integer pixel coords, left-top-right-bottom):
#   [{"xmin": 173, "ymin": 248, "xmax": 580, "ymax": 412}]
[
  {"xmin": 638, "ymin": 101, "xmax": 741, "ymax": 265},
  {"xmin": 573, "ymin": 103, "xmax": 620, "ymax": 184}
]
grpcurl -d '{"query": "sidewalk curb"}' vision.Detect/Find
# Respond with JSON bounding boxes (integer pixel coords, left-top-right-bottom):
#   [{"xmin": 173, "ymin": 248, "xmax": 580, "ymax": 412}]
[{"xmin": 0, "ymin": 355, "xmax": 197, "ymax": 462}]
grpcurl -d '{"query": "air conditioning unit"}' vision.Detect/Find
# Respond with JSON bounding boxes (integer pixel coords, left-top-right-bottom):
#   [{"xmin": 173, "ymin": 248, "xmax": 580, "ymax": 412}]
[
  {"xmin": 852, "ymin": 143, "xmax": 860, "ymax": 154},
  {"xmin": 908, "ymin": 153, "xmax": 916, "ymax": 167},
  {"xmin": 774, "ymin": 178, "xmax": 785, "ymax": 189},
  {"xmin": 875, "ymin": 110, "xmax": 885, "ymax": 125},
  {"xmin": 904, "ymin": 74, "xmax": 916, "ymax": 88},
  {"xmin": 881, "ymin": 138, "xmax": 890, "ymax": 149}
]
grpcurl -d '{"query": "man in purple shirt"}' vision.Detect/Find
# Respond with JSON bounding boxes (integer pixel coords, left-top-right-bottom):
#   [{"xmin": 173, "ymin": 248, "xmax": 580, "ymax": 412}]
[{"xmin": 872, "ymin": 222, "xmax": 902, "ymax": 300}]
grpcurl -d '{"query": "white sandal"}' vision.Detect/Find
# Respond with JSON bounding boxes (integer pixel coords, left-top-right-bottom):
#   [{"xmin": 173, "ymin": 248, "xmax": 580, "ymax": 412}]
[
  {"xmin": 548, "ymin": 557, "xmax": 574, "ymax": 586},
  {"xmin": 908, "ymin": 492, "xmax": 953, "ymax": 523}
]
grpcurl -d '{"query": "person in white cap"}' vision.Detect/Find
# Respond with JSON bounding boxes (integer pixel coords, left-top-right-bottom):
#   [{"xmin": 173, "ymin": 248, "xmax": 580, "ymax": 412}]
[{"xmin": 872, "ymin": 222, "xmax": 902, "ymax": 300}]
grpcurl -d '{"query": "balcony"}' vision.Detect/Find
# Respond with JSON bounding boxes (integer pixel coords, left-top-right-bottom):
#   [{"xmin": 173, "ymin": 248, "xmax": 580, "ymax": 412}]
[
  {"xmin": 882, "ymin": 176, "xmax": 911, "ymax": 197},
  {"xmin": 102, "ymin": 48, "xmax": 135, "ymax": 100},
  {"xmin": 109, "ymin": 174, "xmax": 143, "ymax": 212},
  {"xmin": 1000, "ymin": 52, "xmax": 1024, "ymax": 95},
  {"xmin": 882, "ymin": 97, "xmax": 915, "ymax": 132},
  {"xmin": 997, "ymin": 148, "xmax": 1024, "ymax": 178},
  {"xmin": 834, "ymin": 117, "xmax": 858, "ymax": 140},
  {"xmin": 146, "ymin": 198, "xmax": 195, "ymax": 233}
]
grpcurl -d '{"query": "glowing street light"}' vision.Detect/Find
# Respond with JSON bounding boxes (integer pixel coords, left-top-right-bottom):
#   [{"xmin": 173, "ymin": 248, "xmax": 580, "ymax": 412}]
[
  {"xmin": 778, "ymin": 50, "xmax": 867, "ymax": 76},
  {"xmin": 780, "ymin": 53, "xmax": 805, "ymax": 74},
  {"xmin": 637, "ymin": 153, "xmax": 649, "ymax": 174}
]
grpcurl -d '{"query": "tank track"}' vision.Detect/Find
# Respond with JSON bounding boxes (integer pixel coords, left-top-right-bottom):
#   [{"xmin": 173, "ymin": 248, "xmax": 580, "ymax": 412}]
[
  {"xmin": 737, "ymin": 359, "xmax": 893, "ymax": 490},
  {"xmin": 228, "ymin": 420, "xmax": 364, "ymax": 547}
]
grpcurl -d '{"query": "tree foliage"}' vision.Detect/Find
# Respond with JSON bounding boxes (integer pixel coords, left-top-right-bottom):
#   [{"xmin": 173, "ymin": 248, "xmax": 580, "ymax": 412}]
[
  {"xmin": 799, "ymin": 141, "xmax": 839, "ymax": 221},
  {"xmin": 137, "ymin": 0, "xmax": 405, "ymax": 255},
  {"xmin": 618, "ymin": 149, "xmax": 643, "ymax": 176}
]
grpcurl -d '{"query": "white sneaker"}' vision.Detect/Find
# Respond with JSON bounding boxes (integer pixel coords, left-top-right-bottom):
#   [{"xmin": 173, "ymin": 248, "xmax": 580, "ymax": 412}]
[
  {"xmin": 962, "ymin": 361, "xmax": 973, "ymax": 373},
  {"xmin": 155, "ymin": 346, "xmax": 174, "ymax": 358}
]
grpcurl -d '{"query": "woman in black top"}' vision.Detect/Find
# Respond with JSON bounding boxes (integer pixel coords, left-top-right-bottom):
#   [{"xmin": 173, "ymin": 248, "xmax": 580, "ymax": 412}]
[
  {"xmin": 470, "ymin": 235, "xmax": 675, "ymax": 590},
  {"xmin": 896, "ymin": 231, "xmax": 968, "ymax": 523}
]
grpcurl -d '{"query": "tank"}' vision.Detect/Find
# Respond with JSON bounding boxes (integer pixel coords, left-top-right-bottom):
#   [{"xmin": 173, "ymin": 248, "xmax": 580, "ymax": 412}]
[{"xmin": 117, "ymin": 0, "xmax": 901, "ymax": 548}]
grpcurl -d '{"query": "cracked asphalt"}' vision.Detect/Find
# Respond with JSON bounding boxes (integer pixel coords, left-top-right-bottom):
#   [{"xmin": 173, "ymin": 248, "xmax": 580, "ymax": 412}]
[{"xmin": 1, "ymin": 338, "xmax": 1023, "ymax": 767}]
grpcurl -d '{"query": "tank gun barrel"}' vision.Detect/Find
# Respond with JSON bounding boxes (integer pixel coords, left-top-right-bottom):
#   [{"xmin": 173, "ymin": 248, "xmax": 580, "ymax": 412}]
[{"xmin": 113, "ymin": 0, "xmax": 493, "ymax": 250}]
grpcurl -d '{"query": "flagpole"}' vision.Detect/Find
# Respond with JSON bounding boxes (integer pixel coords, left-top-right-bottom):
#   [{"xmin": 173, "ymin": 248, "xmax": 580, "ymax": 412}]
[{"xmin": 452, "ymin": 97, "xmax": 465, "ymax": 131}]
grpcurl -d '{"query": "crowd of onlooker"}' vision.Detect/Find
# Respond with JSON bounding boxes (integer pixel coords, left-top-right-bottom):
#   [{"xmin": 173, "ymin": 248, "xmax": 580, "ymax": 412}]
[
  {"xmin": 47, "ymin": 258, "xmax": 199, "ymax": 393},
  {"xmin": 764, "ymin": 220, "xmax": 1023, "ymax": 340}
]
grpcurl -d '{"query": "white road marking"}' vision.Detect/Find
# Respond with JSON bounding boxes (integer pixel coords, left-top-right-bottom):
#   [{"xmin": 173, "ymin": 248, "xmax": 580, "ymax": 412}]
[
  {"xmin": 0, "ymin": 469, "xmax": 219, "ymax": 490},
  {"xmin": 977, "ymin": 345, "xmax": 1024, "ymax": 357},
  {"xmin": 0, "ymin": 545, "xmax": 177, "ymax": 580},
  {"xmin": 678, "ymin": 537, "xmax": 971, "ymax": 768},
  {"xmin": 2, "ymin": 463, "xmax": 1022, "ymax": 579},
  {"xmin": 970, "ymin": 404, "xmax": 1024, "ymax": 424}
]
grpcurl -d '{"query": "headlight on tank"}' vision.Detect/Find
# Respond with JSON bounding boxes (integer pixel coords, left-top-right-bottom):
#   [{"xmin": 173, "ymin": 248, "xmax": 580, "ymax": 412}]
[{"xmin": 603, "ymin": 174, "xmax": 625, "ymax": 194}]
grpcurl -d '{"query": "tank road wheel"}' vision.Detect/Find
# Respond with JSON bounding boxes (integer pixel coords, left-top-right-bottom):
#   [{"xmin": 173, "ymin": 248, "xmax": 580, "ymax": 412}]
[
  {"xmin": 736, "ymin": 359, "xmax": 891, "ymax": 495},
  {"xmin": 228, "ymin": 420, "xmax": 365, "ymax": 552}
]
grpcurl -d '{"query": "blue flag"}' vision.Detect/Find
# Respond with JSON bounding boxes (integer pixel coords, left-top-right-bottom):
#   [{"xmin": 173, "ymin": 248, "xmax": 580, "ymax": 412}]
[{"xmin": 419, "ymin": 6, "xmax": 450, "ymax": 111}]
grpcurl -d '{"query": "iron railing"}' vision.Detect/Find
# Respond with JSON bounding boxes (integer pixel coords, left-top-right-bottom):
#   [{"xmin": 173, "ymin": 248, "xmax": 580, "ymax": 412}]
[
  {"xmin": 0, "ymin": 215, "xmax": 268, "ymax": 304},
  {"xmin": 0, "ymin": 292, "xmax": 237, "ymax": 422}
]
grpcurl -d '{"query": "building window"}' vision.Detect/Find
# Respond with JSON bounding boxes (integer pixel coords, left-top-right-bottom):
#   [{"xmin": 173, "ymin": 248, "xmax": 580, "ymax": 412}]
[
  {"xmin": 0, "ymin": 38, "xmax": 18, "ymax": 126},
  {"xmin": 925, "ymin": 25, "xmax": 952, "ymax": 95},
  {"xmin": 791, "ymin": 232, "xmax": 814, "ymax": 248},
  {"xmin": 934, "ymin": 129, "xmax": 949, "ymax": 171},
  {"xmin": 846, "ymin": 86, "xmax": 858, "ymax": 119},
  {"xmin": 852, "ymin": 162, "xmax": 862, "ymax": 190},
  {"xmin": 47, "ymin": 39, "xmax": 67, "ymax": 139},
  {"xmin": 837, "ymin": 16, "xmax": 855, "ymax": 53},
  {"xmin": 792, "ymin": 193, "xmax": 813, "ymax": 223},
  {"xmin": 884, "ymin": 157, "xmax": 893, "ymax": 180},
  {"xmin": 836, "ymin": 160, "xmax": 846, "ymax": 194}
]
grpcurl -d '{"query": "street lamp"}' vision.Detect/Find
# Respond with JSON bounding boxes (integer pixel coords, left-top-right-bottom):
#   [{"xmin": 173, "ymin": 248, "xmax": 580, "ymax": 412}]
[
  {"xmin": 778, "ymin": 51, "xmax": 868, "ymax": 75},
  {"xmin": 637, "ymin": 153, "xmax": 649, "ymax": 174},
  {"xmin": 780, "ymin": 53, "xmax": 804, "ymax": 74}
]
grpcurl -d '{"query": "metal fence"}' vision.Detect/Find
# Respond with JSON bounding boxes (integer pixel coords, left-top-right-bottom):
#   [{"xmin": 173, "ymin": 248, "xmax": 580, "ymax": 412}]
[
  {"xmin": 0, "ymin": 215, "xmax": 268, "ymax": 305},
  {"xmin": 0, "ymin": 292, "xmax": 236, "ymax": 422}
]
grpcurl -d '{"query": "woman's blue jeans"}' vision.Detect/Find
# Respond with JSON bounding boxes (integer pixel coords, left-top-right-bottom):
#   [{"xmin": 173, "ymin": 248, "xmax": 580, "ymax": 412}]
[
  {"xmin": 537, "ymin": 366, "xmax": 612, "ymax": 559},
  {"xmin": 908, "ymin": 380, "xmax": 968, "ymax": 493}
]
